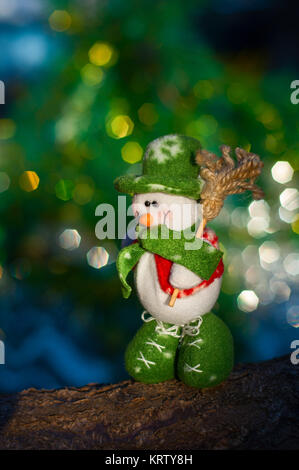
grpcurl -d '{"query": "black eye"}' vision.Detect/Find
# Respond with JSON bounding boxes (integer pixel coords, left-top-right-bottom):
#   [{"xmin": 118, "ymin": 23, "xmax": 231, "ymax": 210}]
[
  {"xmin": 152, "ymin": 201, "xmax": 158, "ymax": 207},
  {"xmin": 144, "ymin": 200, "xmax": 151, "ymax": 207}
]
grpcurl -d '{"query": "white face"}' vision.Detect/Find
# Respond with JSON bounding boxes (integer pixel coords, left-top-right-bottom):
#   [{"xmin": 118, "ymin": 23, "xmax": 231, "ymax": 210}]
[{"xmin": 132, "ymin": 192, "xmax": 201, "ymax": 231}]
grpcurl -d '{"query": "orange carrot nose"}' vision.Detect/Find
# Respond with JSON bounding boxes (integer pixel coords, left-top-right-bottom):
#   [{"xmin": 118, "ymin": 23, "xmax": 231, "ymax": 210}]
[{"xmin": 139, "ymin": 213, "xmax": 154, "ymax": 227}]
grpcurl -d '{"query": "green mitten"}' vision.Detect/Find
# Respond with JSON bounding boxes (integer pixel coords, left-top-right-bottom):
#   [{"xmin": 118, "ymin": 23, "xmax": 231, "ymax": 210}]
[
  {"xmin": 125, "ymin": 317, "xmax": 181, "ymax": 384},
  {"xmin": 177, "ymin": 313, "xmax": 234, "ymax": 388}
]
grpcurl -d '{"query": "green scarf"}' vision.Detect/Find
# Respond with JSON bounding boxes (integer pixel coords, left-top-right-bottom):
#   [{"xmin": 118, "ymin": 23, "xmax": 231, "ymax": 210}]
[{"xmin": 116, "ymin": 224, "xmax": 223, "ymax": 299}]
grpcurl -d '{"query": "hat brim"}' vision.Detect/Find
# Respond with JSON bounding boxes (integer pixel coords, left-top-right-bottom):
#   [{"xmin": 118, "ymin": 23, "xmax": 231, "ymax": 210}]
[{"xmin": 114, "ymin": 174, "xmax": 203, "ymax": 200}]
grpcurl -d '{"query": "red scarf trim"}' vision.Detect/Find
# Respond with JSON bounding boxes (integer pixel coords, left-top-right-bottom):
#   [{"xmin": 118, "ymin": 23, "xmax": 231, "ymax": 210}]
[{"xmin": 154, "ymin": 228, "xmax": 224, "ymax": 298}]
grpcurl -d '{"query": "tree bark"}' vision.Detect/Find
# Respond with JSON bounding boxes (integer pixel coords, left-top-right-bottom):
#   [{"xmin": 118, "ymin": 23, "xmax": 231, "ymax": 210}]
[{"xmin": 0, "ymin": 355, "xmax": 298, "ymax": 450}]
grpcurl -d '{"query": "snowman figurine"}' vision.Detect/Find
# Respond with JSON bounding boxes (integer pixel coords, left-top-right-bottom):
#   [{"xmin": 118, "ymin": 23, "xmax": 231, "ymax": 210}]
[{"xmin": 114, "ymin": 134, "xmax": 263, "ymax": 388}]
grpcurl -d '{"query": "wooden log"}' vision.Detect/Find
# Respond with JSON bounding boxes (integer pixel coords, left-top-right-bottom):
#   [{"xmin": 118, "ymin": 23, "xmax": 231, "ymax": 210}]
[{"xmin": 0, "ymin": 355, "xmax": 298, "ymax": 450}]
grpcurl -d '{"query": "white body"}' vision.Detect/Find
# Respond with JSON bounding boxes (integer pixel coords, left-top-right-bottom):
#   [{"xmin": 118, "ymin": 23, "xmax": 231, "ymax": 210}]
[
  {"xmin": 132, "ymin": 192, "xmax": 223, "ymax": 325},
  {"xmin": 135, "ymin": 253, "xmax": 222, "ymax": 325}
]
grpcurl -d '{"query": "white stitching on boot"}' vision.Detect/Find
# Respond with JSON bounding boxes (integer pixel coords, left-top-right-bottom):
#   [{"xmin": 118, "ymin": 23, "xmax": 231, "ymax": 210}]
[
  {"xmin": 137, "ymin": 351, "xmax": 156, "ymax": 369},
  {"xmin": 186, "ymin": 338, "xmax": 203, "ymax": 350},
  {"xmin": 184, "ymin": 362, "xmax": 203, "ymax": 373}
]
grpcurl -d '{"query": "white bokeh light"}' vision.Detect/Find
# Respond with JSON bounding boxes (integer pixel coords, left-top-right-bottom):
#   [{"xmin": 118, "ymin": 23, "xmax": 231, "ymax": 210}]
[
  {"xmin": 270, "ymin": 278, "xmax": 291, "ymax": 303},
  {"xmin": 279, "ymin": 207, "xmax": 297, "ymax": 223},
  {"xmin": 279, "ymin": 188, "xmax": 299, "ymax": 211},
  {"xmin": 247, "ymin": 217, "xmax": 269, "ymax": 238},
  {"xmin": 242, "ymin": 245, "xmax": 259, "ymax": 265},
  {"xmin": 59, "ymin": 229, "xmax": 81, "ymax": 251},
  {"xmin": 237, "ymin": 290, "xmax": 259, "ymax": 312},
  {"xmin": 248, "ymin": 200, "xmax": 270, "ymax": 218},
  {"xmin": 271, "ymin": 161, "xmax": 294, "ymax": 184},
  {"xmin": 283, "ymin": 253, "xmax": 299, "ymax": 276},
  {"xmin": 259, "ymin": 241, "xmax": 280, "ymax": 265},
  {"xmin": 87, "ymin": 247, "xmax": 109, "ymax": 269},
  {"xmin": 286, "ymin": 305, "xmax": 299, "ymax": 328},
  {"xmin": 231, "ymin": 207, "xmax": 248, "ymax": 228},
  {"xmin": 255, "ymin": 282, "xmax": 275, "ymax": 305},
  {"xmin": 244, "ymin": 266, "xmax": 264, "ymax": 287}
]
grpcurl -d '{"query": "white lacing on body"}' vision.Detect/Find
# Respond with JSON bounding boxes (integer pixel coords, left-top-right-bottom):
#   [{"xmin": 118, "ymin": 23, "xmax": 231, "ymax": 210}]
[
  {"xmin": 141, "ymin": 312, "xmax": 205, "ymax": 374},
  {"xmin": 141, "ymin": 311, "xmax": 181, "ymax": 338},
  {"xmin": 141, "ymin": 312, "xmax": 203, "ymax": 340},
  {"xmin": 145, "ymin": 339, "xmax": 165, "ymax": 353},
  {"xmin": 141, "ymin": 311, "xmax": 155, "ymax": 323},
  {"xmin": 182, "ymin": 316, "xmax": 203, "ymax": 337},
  {"xmin": 155, "ymin": 321, "xmax": 181, "ymax": 338}
]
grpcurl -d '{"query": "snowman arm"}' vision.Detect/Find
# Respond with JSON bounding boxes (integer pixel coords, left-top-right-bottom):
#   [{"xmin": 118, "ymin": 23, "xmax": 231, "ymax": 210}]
[{"xmin": 169, "ymin": 263, "xmax": 202, "ymax": 290}]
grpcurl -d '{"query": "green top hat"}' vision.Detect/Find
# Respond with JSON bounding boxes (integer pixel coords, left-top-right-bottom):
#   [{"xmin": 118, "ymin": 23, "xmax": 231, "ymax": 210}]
[{"xmin": 114, "ymin": 134, "xmax": 203, "ymax": 200}]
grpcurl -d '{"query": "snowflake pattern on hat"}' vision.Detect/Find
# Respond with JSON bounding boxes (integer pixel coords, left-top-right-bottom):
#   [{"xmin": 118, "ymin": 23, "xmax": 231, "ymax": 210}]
[{"xmin": 144, "ymin": 135, "xmax": 183, "ymax": 163}]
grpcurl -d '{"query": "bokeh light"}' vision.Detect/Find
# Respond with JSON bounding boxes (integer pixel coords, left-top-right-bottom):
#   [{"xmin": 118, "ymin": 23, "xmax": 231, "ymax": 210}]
[
  {"xmin": 280, "ymin": 188, "xmax": 299, "ymax": 211},
  {"xmin": 247, "ymin": 217, "xmax": 269, "ymax": 238},
  {"xmin": 279, "ymin": 206, "xmax": 297, "ymax": 224},
  {"xmin": 248, "ymin": 200, "xmax": 270, "ymax": 218},
  {"xmin": 72, "ymin": 183, "xmax": 94, "ymax": 205},
  {"xmin": 121, "ymin": 142, "xmax": 143, "ymax": 164},
  {"xmin": 287, "ymin": 306, "xmax": 299, "ymax": 328},
  {"xmin": 0, "ymin": 119, "xmax": 16, "ymax": 140},
  {"xmin": 193, "ymin": 80, "xmax": 214, "ymax": 99},
  {"xmin": 81, "ymin": 64, "xmax": 104, "ymax": 87},
  {"xmin": 0, "ymin": 172, "xmax": 10, "ymax": 193},
  {"xmin": 107, "ymin": 115, "xmax": 134, "ymax": 139},
  {"xmin": 59, "ymin": 229, "xmax": 81, "ymax": 251},
  {"xmin": 88, "ymin": 42, "xmax": 116, "ymax": 67},
  {"xmin": 231, "ymin": 207, "xmax": 248, "ymax": 228},
  {"xmin": 237, "ymin": 290, "xmax": 259, "ymax": 312},
  {"xmin": 292, "ymin": 215, "xmax": 299, "ymax": 234},
  {"xmin": 265, "ymin": 134, "xmax": 286, "ymax": 154},
  {"xmin": 138, "ymin": 103, "xmax": 159, "ymax": 126},
  {"xmin": 283, "ymin": 253, "xmax": 299, "ymax": 276},
  {"xmin": 186, "ymin": 115, "xmax": 218, "ymax": 138},
  {"xmin": 55, "ymin": 179, "xmax": 74, "ymax": 201},
  {"xmin": 227, "ymin": 82, "xmax": 247, "ymax": 104},
  {"xmin": 19, "ymin": 171, "xmax": 39, "ymax": 192},
  {"xmin": 10, "ymin": 259, "xmax": 31, "ymax": 280},
  {"xmin": 271, "ymin": 161, "xmax": 294, "ymax": 184},
  {"xmin": 256, "ymin": 104, "xmax": 282, "ymax": 130},
  {"xmin": 270, "ymin": 279, "xmax": 291, "ymax": 303},
  {"xmin": 49, "ymin": 10, "xmax": 72, "ymax": 32},
  {"xmin": 242, "ymin": 245, "xmax": 259, "ymax": 265},
  {"xmin": 259, "ymin": 241, "xmax": 280, "ymax": 265},
  {"xmin": 87, "ymin": 247, "xmax": 109, "ymax": 269}
]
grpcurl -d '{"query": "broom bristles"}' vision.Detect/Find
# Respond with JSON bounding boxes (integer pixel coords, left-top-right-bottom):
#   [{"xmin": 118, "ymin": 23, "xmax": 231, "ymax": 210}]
[{"xmin": 196, "ymin": 145, "xmax": 264, "ymax": 222}]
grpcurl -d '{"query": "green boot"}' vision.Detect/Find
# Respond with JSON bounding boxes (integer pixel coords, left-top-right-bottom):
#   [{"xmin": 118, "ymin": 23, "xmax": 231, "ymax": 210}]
[
  {"xmin": 177, "ymin": 313, "xmax": 234, "ymax": 388},
  {"xmin": 125, "ymin": 314, "xmax": 181, "ymax": 384}
]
